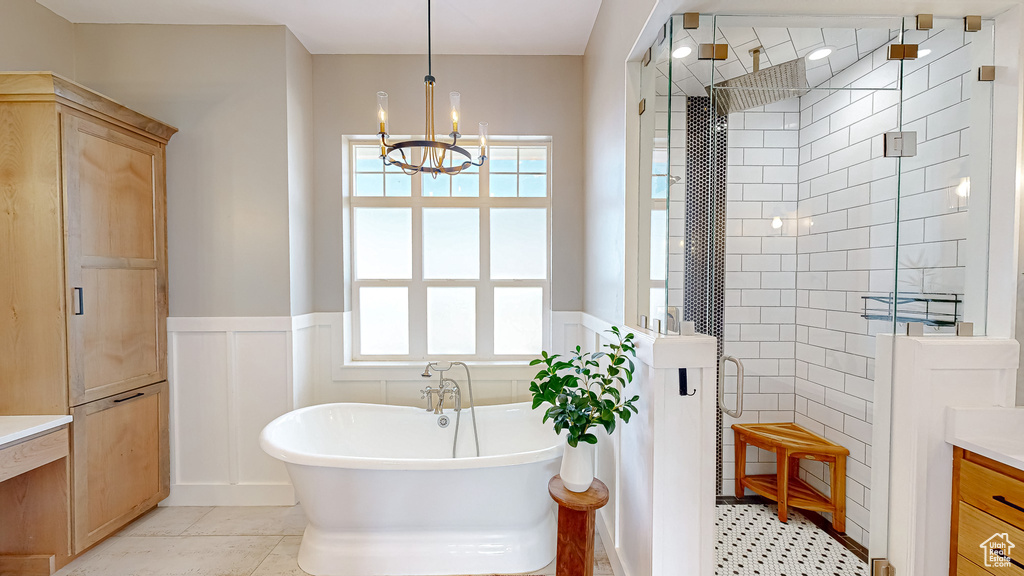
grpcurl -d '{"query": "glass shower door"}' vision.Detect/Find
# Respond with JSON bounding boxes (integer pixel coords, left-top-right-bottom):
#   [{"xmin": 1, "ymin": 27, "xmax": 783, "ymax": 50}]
[{"xmin": 701, "ymin": 14, "xmax": 906, "ymax": 568}]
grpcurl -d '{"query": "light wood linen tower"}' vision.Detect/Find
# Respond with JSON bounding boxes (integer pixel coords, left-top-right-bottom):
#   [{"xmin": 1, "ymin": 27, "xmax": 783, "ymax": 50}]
[{"xmin": 0, "ymin": 72, "xmax": 176, "ymax": 563}]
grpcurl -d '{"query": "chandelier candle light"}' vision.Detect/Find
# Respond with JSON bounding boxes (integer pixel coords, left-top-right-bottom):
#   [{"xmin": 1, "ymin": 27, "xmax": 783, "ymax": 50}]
[{"xmin": 376, "ymin": 0, "xmax": 488, "ymax": 176}]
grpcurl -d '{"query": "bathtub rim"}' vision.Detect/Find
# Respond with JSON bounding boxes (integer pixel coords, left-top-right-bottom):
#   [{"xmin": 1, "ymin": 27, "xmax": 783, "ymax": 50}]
[{"xmin": 260, "ymin": 401, "xmax": 564, "ymax": 471}]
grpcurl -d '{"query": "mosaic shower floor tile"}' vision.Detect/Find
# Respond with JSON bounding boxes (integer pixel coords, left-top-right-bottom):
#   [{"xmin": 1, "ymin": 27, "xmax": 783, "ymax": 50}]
[{"xmin": 715, "ymin": 503, "xmax": 867, "ymax": 576}]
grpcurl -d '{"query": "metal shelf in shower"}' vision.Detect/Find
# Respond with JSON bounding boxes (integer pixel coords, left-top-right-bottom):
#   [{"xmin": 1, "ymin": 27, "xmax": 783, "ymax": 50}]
[{"xmin": 859, "ymin": 293, "xmax": 962, "ymax": 327}]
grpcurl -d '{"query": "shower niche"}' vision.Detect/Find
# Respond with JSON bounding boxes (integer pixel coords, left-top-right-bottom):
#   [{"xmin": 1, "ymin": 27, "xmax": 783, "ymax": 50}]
[{"xmin": 636, "ymin": 12, "xmax": 995, "ymax": 568}]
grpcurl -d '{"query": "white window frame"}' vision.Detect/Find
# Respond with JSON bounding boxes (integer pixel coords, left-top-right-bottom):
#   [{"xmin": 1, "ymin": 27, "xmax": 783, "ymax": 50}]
[{"xmin": 348, "ymin": 137, "xmax": 552, "ymax": 361}]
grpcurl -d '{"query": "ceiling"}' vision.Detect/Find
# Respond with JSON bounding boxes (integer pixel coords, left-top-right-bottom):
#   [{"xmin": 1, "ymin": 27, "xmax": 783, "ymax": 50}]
[
  {"xmin": 661, "ymin": 25, "xmax": 899, "ymax": 97},
  {"xmin": 34, "ymin": 0, "xmax": 603, "ymax": 55}
]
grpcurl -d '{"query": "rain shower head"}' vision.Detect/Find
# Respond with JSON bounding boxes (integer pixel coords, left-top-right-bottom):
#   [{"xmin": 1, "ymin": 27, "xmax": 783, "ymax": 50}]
[{"xmin": 705, "ymin": 56, "xmax": 810, "ymax": 116}]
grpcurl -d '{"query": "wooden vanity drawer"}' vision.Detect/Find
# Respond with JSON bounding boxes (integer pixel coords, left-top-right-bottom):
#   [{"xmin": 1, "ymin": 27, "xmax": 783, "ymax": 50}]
[
  {"xmin": 958, "ymin": 555, "xmax": 1000, "ymax": 576},
  {"xmin": 960, "ymin": 457, "xmax": 1024, "ymax": 529},
  {"xmin": 958, "ymin": 503, "xmax": 1024, "ymax": 574},
  {"xmin": 958, "ymin": 553, "xmax": 1007, "ymax": 573}
]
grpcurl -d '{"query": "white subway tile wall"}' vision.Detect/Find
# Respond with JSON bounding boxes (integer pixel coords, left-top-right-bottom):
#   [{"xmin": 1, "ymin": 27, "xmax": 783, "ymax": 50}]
[
  {"xmin": 662, "ymin": 27, "xmax": 976, "ymax": 548},
  {"xmin": 720, "ymin": 99, "xmax": 802, "ymax": 507},
  {"xmin": 791, "ymin": 28, "xmax": 974, "ymax": 546}
]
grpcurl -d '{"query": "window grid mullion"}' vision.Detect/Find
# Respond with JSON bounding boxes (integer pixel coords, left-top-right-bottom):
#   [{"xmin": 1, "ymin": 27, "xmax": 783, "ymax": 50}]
[
  {"xmin": 349, "ymin": 138, "xmax": 549, "ymax": 361},
  {"xmin": 409, "ymin": 146, "xmax": 428, "ymax": 358},
  {"xmin": 480, "ymin": 205, "xmax": 494, "ymax": 358}
]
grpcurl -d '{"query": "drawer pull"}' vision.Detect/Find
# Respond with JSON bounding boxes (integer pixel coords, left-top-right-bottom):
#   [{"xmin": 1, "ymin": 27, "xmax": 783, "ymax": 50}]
[
  {"xmin": 993, "ymin": 549, "xmax": 1024, "ymax": 570},
  {"xmin": 113, "ymin": 392, "xmax": 144, "ymax": 403},
  {"xmin": 994, "ymin": 495, "xmax": 1024, "ymax": 514}
]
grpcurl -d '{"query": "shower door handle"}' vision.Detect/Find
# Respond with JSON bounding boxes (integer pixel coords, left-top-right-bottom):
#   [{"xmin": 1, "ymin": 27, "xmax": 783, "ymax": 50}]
[{"xmin": 718, "ymin": 355, "xmax": 744, "ymax": 418}]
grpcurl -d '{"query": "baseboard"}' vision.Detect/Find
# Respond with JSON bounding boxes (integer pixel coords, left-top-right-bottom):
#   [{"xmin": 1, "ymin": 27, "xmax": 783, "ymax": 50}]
[
  {"xmin": 164, "ymin": 483, "xmax": 297, "ymax": 507},
  {"xmin": 596, "ymin": 511, "xmax": 627, "ymax": 576}
]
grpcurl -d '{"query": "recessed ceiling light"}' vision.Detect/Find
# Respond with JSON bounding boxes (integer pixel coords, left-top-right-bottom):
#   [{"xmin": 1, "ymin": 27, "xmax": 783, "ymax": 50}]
[
  {"xmin": 918, "ymin": 48, "xmax": 932, "ymax": 57},
  {"xmin": 673, "ymin": 46, "xmax": 692, "ymax": 59},
  {"xmin": 807, "ymin": 47, "xmax": 833, "ymax": 61}
]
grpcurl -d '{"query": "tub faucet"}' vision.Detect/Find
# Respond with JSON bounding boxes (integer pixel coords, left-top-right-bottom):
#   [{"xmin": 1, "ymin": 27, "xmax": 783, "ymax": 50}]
[
  {"xmin": 420, "ymin": 379, "xmax": 461, "ymax": 414},
  {"xmin": 420, "ymin": 361, "xmax": 455, "ymax": 414},
  {"xmin": 418, "ymin": 361, "xmax": 481, "ymax": 458},
  {"xmin": 420, "ymin": 386, "xmax": 441, "ymax": 413}
]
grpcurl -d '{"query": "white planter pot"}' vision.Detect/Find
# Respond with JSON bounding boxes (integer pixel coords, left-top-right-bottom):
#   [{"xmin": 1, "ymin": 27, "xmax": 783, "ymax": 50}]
[{"xmin": 560, "ymin": 440, "xmax": 595, "ymax": 492}]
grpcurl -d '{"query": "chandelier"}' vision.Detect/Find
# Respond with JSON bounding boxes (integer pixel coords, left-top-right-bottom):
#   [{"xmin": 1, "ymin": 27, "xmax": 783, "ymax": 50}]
[{"xmin": 376, "ymin": 0, "xmax": 488, "ymax": 177}]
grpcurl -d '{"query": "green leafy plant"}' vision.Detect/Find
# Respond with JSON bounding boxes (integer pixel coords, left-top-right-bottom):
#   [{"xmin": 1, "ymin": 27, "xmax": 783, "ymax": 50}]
[{"xmin": 528, "ymin": 326, "xmax": 639, "ymax": 448}]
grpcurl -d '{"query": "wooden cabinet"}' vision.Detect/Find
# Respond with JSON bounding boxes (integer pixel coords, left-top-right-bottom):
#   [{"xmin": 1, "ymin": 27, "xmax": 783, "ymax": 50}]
[
  {"xmin": 0, "ymin": 424, "xmax": 73, "ymax": 574},
  {"xmin": 71, "ymin": 382, "xmax": 169, "ymax": 552},
  {"xmin": 0, "ymin": 72, "xmax": 176, "ymax": 558},
  {"xmin": 62, "ymin": 110, "xmax": 168, "ymax": 406},
  {"xmin": 951, "ymin": 448, "xmax": 1024, "ymax": 575}
]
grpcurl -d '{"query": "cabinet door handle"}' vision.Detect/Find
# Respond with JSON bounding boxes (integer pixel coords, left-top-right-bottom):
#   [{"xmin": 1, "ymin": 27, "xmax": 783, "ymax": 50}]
[
  {"xmin": 74, "ymin": 287, "xmax": 84, "ymax": 316},
  {"xmin": 994, "ymin": 495, "xmax": 1024, "ymax": 514},
  {"xmin": 113, "ymin": 392, "xmax": 144, "ymax": 403},
  {"xmin": 992, "ymin": 548, "xmax": 1024, "ymax": 570}
]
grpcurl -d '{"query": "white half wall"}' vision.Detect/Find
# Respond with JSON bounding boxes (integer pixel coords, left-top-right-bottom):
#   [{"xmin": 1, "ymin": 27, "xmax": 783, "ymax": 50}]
[
  {"xmin": 874, "ymin": 335, "xmax": 1018, "ymax": 574},
  {"xmin": 577, "ymin": 315, "xmax": 718, "ymax": 576}
]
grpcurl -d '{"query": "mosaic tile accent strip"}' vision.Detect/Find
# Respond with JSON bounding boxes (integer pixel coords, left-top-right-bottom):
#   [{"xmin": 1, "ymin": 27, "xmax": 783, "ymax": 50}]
[
  {"xmin": 715, "ymin": 503, "xmax": 866, "ymax": 576},
  {"xmin": 684, "ymin": 95, "xmax": 729, "ymax": 494}
]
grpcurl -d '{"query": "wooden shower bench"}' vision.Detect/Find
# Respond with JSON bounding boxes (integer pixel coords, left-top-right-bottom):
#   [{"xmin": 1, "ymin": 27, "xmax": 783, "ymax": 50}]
[{"xmin": 732, "ymin": 422, "xmax": 849, "ymax": 532}]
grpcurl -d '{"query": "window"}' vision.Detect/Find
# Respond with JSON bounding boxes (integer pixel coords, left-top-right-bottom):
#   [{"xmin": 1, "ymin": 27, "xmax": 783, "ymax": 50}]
[{"xmin": 350, "ymin": 140, "xmax": 551, "ymax": 360}]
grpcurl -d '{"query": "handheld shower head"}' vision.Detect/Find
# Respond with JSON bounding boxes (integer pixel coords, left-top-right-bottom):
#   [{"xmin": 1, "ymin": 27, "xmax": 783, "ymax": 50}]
[{"xmin": 421, "ymin": 361, "xmax": 453, "ymax": 378}]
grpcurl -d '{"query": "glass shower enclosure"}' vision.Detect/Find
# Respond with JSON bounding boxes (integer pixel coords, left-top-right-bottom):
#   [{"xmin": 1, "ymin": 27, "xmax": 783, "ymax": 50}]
[{"xmin": 636, "ymin": 11, "xmax": 995, "ymax": 565}]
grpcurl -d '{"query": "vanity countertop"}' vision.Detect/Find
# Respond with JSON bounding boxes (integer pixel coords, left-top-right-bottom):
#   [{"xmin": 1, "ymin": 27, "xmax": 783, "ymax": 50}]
[
  {"xmin": 946, "ymin": 406, "xmax": 1024, "ymax": 471},
  {"xmin": 0, "ymin": 415, "xmax": 73, "ymax": 448}
]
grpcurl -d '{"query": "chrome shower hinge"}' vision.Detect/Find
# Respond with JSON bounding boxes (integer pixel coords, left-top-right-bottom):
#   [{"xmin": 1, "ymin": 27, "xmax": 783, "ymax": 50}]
[{"xmin": 884, "ymin": 132, "xmax": 917, "ymax": 157}]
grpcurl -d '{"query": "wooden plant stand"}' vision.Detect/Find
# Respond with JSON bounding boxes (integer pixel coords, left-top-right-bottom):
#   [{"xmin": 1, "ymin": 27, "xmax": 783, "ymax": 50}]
[
  {"xmin": 732, "ymin": 422, "xmax": 850, "ymax": 532},
  {"xmin": 548, "ymin": 475, "xmax": 609, "ymax": 576}
]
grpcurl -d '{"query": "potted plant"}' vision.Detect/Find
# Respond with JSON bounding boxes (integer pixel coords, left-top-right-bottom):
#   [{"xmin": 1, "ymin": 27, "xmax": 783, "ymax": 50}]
[{"xmin": 528, "ymin": 326, "xmax": 640, "ymax": 492}]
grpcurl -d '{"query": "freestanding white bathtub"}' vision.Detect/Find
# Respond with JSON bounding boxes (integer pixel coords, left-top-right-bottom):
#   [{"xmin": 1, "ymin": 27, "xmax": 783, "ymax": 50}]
[{"xmin": 260, "ymin": 401, "xmax": 563, "ymax": 576}]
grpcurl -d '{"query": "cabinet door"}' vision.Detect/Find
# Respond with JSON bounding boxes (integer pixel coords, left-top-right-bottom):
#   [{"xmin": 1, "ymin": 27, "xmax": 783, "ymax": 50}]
[
  {"xmin": 61, "ymin": 111, "xmax": 167, "ymax": 406},
  {"xmin": 71, "ymin": 381, "xmax": 168, "ymax": 553}
]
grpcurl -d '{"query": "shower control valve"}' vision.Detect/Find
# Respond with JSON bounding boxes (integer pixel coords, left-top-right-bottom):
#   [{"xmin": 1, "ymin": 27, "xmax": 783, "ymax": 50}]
[{"xmin": 420, "ymin": 386, "xmax": 440, "ymax": 412}]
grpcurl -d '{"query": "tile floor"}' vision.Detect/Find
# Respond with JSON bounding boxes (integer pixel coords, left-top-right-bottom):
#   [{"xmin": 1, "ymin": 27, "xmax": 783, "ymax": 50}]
[
  {"xmin": 714, "ymin": 503, "xmax": 868, "ymax": 576},
  {"xmin": 55, "ymin": 505, "xmax": 614, "ymax": 576}
]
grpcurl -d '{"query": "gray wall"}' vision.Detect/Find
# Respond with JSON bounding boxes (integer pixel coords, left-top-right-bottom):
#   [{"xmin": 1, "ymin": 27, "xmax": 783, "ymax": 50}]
[
  {"xmin": 287, "ymin": 29, "xmax": 316, "ymax": 316},
  {"xmin": 311, "ymin": 54, "xmax": 585, "ymax": 313},
  {"xmin": 581, "ymin": 0, "xmax": 656, "ymax": 324},
  {"xmin": 0, "ymin": 0, "xmax": 75, "ymax": 76},
  {"xmin": 73, "ymin": 24, "xmax": 294, "ymax": 317},
  {"xmin": 3, "ymin": 1, "xmax": 588, "ymax": 319}
]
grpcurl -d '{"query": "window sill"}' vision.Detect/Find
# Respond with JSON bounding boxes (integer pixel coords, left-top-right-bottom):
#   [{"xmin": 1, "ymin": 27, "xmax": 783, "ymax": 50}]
[{"xmin": 334, "ymin": 360, "xmax": 539, "ymax": 381}]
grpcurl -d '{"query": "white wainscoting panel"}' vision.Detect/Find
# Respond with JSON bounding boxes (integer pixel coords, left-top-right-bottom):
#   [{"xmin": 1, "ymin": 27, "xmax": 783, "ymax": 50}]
[
  {"xmin": 166, "ymin": 316, "xmax": 307, "ymax": 506},
  {"xmin": 165, "ymin": 311, "xmax": 584, "ymax": 506}
]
